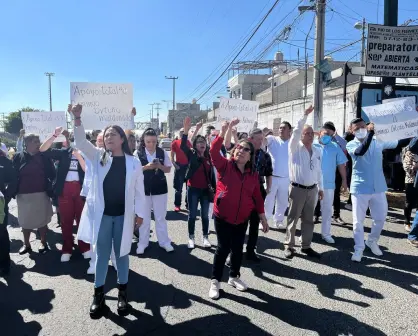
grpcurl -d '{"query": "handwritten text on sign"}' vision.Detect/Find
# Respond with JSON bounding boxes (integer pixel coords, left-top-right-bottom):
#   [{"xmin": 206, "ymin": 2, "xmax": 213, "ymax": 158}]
[
  {"xmin": 217, "ymin": 97, "xmax": 259, "ymax": 133},
  {"xmin": 70, "ymin": 82, "xmax": 134, "ymax": 130},
  {"xmin": 21, "ymin": 111, "xmax": 67, "ymax": 142},
  {"xmin": 363, "ymin": 96, "xmax": 418, "ymax": 141}
]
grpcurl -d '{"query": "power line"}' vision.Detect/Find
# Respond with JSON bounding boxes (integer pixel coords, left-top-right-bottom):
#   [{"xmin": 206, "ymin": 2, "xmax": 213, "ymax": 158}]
[
  {"xmin": 196, "ymin": 0, "xmax": 283, "ymax": 102},
  {"xmin": 180, "ymin": 0, "xmax": 280, "ymax": 103}
]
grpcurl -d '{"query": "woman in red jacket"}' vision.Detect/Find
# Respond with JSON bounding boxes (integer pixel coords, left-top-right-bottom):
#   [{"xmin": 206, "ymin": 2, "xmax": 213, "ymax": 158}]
[{"xmin": 208, "ymin": 121, "xmax": 269, "ymax": 300}]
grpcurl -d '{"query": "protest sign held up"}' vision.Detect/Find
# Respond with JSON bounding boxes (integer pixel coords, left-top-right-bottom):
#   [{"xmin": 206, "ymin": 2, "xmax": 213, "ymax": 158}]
[
  {"xmin": 362, "ymin": 96, "xmax": 418, "ymax": 141},
  {"xmin": 70, "ymin": 82, "xmax": 134, "ymax": 130},
  {"xmin": 217, "ymin": 97, "xmax": 259, "ymax": 133},
  {"xmin": 21, "ymin": 111, "xmax": 67, "ymax": 142}
]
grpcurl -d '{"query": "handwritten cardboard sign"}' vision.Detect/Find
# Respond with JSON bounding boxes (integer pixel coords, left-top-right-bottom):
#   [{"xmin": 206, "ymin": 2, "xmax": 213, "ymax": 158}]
[
  {"xmin": 70, "ymin": 82, "xmax": 134, "ymax": 130},
  {"xmin": 21, "ymin": 111, "xmax": 67, "ymax": 142},
  {"xmin": 363, "ymin": 96, "xmax": 418, "ymax": 141},
  {"xmin": 217, "ymin": 97, "xmax": 259, "ymax": 133}
]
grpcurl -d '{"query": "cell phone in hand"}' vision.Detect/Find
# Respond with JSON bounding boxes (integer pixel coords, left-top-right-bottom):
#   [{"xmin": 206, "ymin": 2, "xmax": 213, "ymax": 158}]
[{"xmin": 153, "ymin": 158, "xmax": 159, "ymax": 164}]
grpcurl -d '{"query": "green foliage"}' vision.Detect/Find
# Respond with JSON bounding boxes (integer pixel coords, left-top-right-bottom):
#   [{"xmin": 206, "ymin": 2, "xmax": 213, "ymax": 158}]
[{"xmin": 4, "ymin": 107, "xmax": 42, "ymax": 135}]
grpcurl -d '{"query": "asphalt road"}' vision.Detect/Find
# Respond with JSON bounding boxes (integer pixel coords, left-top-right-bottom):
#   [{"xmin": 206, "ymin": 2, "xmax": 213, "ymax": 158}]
[{"xmin": 1, "ymin": 169, "xmax": 418, "ymax": 336}]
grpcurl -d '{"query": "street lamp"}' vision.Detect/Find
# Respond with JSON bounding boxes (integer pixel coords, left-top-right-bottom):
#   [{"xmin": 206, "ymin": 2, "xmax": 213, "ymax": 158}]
[{"xmin": 354, "ymin": 18, "xmax": 367, "ymax": 67}]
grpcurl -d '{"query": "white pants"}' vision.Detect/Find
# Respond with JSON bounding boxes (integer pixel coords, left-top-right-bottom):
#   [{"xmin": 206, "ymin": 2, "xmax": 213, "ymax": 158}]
[
  {"xmin": 320, "ymin": 189, "xmax": 335, "ymax": 238},
  {"xmin": 264, "ymin": 176, "xmax": 290, "ymax": 222},
  {"xmin": 352, "ymin": 192, "xmax": 388, "ymax": 251},
  {"xmin": 137, "ymin": 193, "xmax": 171, "ymax": 249},
  {"xmin": 90, "ymin": 245, "xmax": 117, "ymax": 270}
]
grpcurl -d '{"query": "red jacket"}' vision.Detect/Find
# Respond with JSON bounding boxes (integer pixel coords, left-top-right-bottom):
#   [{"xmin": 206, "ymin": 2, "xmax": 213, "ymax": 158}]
[{"xmin": 210, "ymin": 136, "xmax": 264, "ymax": 225}]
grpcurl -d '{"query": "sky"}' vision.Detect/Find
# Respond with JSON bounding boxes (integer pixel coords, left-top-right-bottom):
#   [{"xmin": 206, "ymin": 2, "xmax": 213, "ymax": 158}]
[{"xmin": 1, "ymin": 0, "xmax": 418, "ymax": 123}]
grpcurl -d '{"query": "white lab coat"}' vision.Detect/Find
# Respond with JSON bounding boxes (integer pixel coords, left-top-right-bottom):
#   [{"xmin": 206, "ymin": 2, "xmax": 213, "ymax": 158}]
[{"xmin": 74, "ymin": 124, "xmax": 146, "ymax": 257}]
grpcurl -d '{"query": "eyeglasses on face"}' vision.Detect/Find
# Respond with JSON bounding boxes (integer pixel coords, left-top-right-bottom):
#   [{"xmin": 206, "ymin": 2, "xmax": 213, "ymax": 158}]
[{"xmin": 236, "ymin": 144, "xmax": 251, "ymax": 153}]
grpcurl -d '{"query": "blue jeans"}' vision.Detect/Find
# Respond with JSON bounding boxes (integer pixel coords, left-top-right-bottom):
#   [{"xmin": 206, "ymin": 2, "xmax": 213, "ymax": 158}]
[
  {"xmin": 173, "ymin": 163, "xmax": 188, "ymax": 207},
  {"xmin": 187, "ymin": 187, "xmax": 210, "ymax": 238},
  {"xmin": 95, "ymin": 215, "xmax": 129, "ymax": 288},
  {"xmin": 408, "ymin": 212, "xmax": 418, "ymax": 241}
]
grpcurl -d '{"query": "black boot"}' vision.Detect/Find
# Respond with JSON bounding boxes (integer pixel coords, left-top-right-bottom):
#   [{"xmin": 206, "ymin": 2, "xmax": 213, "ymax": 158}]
[
  {"xmin": 117, "ymin": 283, "xmax": 131, "ymax": 315},
  {"xmin": 90, "ymin": 286, "xmax": 106, "ymax": 318}
]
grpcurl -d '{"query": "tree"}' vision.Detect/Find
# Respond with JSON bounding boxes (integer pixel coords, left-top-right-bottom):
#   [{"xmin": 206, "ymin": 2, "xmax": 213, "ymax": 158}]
[{"xmin": 4, "ymin": 107, "xmax": 42, "ymax": 135}]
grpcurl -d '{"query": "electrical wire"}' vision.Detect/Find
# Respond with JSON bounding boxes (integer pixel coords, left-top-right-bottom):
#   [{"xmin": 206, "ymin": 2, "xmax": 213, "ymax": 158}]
[
  {"xmin": 180, "ymin": 0, "xmax": 279, "ymax": 103},
  {"xmin": 196, "ymin": 0, "xmax": 283, "ymax": 102}
]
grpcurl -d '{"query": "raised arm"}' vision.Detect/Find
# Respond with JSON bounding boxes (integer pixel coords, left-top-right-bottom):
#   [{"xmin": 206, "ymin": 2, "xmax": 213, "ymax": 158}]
[
  {"xmin": 190, "ymin": 120, "xmax": 203, "ymax": 143},
  {"xmin": 210, "ymin": 121, "xmax": 229, "ymax": 173},
  {"xmin": 289, "ymin": 105, "xmax": 313, "ymax": 153},
  {"xmin": 224, "ymin": 118, "xmax": 239, "ymax": 150},
  {"xmin": 181, "ymin": 117, "xmax": 193, "ymax": 160},
  {"xmin": 70, "ymin": 104, "xmax": 100, "ymax": 162}
]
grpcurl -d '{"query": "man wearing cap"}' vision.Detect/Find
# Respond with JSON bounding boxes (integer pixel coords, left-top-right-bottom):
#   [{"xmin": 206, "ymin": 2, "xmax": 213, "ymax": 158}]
[
  {"xmin": 314, "ymin": 125, "xmax": 348, "ymax": 244},
  {"xmin": 322, "ymin": 121, "xmax": 347, "ymax": 224},
  {"xmin": 347, "ymin": 118, "xmax": 410, "ymax": 262}
]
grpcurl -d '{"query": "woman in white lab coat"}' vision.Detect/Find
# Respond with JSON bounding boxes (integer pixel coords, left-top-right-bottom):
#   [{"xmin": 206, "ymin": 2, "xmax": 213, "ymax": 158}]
[{"xmin": 71, "ymin": 104, "xmax": 146, "ymax": 318}]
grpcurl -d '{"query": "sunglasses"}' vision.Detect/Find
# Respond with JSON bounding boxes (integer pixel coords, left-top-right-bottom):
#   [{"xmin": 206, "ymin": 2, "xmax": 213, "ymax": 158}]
[{"xmin": 236, "ymin": 144, "xmax": 251, "ymax": 153}]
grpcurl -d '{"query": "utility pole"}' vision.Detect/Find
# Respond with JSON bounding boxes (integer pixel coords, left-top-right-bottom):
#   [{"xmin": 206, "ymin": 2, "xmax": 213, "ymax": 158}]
[
  {"xmin": 312, "ymin": 0, "xmax": 326, "ymax": 130},
  {"xmin": 154, "ymin": 103, "xmax": 161, "ymax": 131},
  {"xmin": 148, "ymin": 103, "xmax": 155, "ymax": 122},
  {"xmin": 381, "ymin": 0, "xmax": 398, "ymax": 100},
  {"xmin": 44, "ymin": 72, "xmax": 55, "ymax": 111},
  {"xmin": 165, "ymin": 76, "xmax": 178, "ymax": 134}
]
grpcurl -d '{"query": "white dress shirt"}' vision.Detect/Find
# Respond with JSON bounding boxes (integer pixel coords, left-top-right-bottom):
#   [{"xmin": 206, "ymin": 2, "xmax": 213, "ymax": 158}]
[
  {"xmin": 266, "ymin": 136, "xmax": 289, "ymax": 177},
  {"xmin": 289, "ymin": 115, "xmax": 323, "ymax": 190}
]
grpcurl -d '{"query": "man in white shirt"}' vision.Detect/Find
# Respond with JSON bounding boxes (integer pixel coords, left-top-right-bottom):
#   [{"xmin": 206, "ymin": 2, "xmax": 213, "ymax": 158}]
[
  {"xmin": 264, "ymin": 121, "xmax": 292, "ymax": 229},
  {"xmin": 284, "ymin": 106, "xmax": 323, "ymax": 259}
]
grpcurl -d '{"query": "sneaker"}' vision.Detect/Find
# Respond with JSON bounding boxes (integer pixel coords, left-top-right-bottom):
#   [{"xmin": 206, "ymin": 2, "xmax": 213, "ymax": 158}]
[
  {"xmin": 187, "ymin": 239, "xmax": 195, "ymax": 249},
  {"xmin": 228, "ymin": 277, "xmax": 248, "ymax": 292},
  {"xmin": 208, "ymin": 279, "xmax": 220, "ymax": 300},
  {"xmin": 61, "ymin": 254, "xmax": 71, "ymax": 262},
  {"xmin": 284, "ymin": 248, "xmax": 295, "ymax": 259},
  {"xmin": 407, "ymin": 239, "xmax": 418, "ymax": 247},
  {"xmin": 18, "ymin": 245, "xmax": 32, "ymax": 255},
  {"xmin": 351, "ymin": 250, "xmax": 363, "ymax": 262},
  {"xmin": 203, "ymin": 237, "xmax": 212, "ymax": 248},
  {"xmin": 321, "ymin": 235, "xmax": 335, "ymax": 244},
  {"xmin": 404, "ymin": 224, "xmax": 412, "ymax": 232},
  {"xmin": 365, "ymin": 240, "xmax": 383, "ymax": 256},
  {"xmin": 345, "ymin": 204, "xmax": 352, "ymax": 211},
  {"xmin": 275, "ymin": 221, "xmax": 286, "ymax": 230},
  {"xmin": 174, "ymin": 206, "xmax": 181, "ymax": 212},
  {"xmin": 38, "ymin": 244, "xmax": 50, "ymax": 254},
  {"xmin": 162, "ymin": 244, "xmax": 174, "ymax": 252},
  {"xmin": 136, "ymin": 246, "xmax": 147, "ymax": 255},
  {"xmin": 82, "ymin": 251, "xmax": 92, "ymax": 259},
  {"xmin": 333, "ymin": 217, "xmax": 345, "ymax": 225}
]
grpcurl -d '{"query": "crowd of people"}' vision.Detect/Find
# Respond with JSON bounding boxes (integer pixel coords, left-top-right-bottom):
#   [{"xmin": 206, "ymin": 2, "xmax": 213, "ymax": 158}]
[{"xmin": 0, "ymin": 103, "xmax": 417, "ymax": 318}]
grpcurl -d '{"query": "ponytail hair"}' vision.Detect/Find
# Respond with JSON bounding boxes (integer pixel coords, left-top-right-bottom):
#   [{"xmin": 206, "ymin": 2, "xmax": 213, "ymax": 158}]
[{"xmin": 139, "ymin": 128, "xmax": 159, "ymax": 152}]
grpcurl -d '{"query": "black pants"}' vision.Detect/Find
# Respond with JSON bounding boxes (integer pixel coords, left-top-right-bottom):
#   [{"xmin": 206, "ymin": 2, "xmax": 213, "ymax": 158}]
[
  {"xmin": 0, "ymin": 203, "xmax": 10, "ymax": 272},
  {"xmin": 246, "ymin": 187, "xmax": 266, "ymax": 253},
  {"xmin": 212, "ymin": 217, "xmax": 248, "ymax": 281},
  {"xmin": 404, "ymin": 183, "xmax": 418, "ymax": 224},
  {"xmin": 333, "ymin": 169, "xmax": 342, "ymax": 218}
]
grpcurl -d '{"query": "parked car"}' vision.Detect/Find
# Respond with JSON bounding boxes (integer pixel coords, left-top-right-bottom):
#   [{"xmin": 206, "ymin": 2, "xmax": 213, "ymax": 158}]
[{"xmin": 160, "ymin": 138, "xmax": 172, "ymax": 150}]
